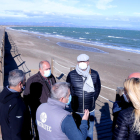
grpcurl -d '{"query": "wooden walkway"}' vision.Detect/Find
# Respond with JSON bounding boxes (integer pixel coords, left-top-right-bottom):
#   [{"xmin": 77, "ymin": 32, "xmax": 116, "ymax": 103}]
[{"xmin": 94, "ymin": 110, "xmax": 112, "ymax": 140}]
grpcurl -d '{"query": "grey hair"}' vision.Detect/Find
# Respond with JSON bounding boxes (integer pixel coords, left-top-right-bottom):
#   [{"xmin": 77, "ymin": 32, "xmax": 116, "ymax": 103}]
[
  {"xmin": 51, "ymin": 82, "xmax": 70, "ymax": 100},
  {"xmin": 8, "ymin": 69, "xmax": 25, "ymax": 87},
  {"xmin": 39, "ymin": 60, "xmax": 50, "ymax": 70}
]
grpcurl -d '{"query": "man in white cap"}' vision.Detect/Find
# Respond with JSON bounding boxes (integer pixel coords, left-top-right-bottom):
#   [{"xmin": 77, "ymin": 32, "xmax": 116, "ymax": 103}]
[{"xmin": 66, "ymin": 54, "xmax": 101, "ymax": 140}]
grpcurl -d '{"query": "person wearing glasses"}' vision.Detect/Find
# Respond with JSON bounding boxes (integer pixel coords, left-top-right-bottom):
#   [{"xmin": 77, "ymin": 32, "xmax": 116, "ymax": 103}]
[{"xmin": 112, "ymin": 77, "xmax": 140, "ymax": 140}]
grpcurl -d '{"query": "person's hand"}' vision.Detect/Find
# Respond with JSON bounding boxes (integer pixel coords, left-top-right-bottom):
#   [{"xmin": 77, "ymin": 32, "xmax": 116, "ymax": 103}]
[{"xmin": 82, "ymin": 109, "xmax": 89, "ymax": 120}]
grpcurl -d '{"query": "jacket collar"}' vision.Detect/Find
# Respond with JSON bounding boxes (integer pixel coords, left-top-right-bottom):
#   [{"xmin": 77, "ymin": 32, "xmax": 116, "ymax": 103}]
[{"xmin": 47, "ymin": 98, "xmax": 66, "ymax": 109}]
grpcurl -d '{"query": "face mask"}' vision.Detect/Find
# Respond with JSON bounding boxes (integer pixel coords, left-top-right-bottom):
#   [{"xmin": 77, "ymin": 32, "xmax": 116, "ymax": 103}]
[
  {"xmin": 123, "ymin": 93, "xmax": 129, "ymax": 102},
  {"xmin": 79, "ymin": 62, "xmax": 88, "ymax": 70},
  {"xmin": 44, "ymin": 70, "xmax": 51, "ymax": 77},
  {"xmin": 66, "ymin": 95, "xmax": 72, "ymax": 105},
  {"xmin": 21, "ymin": 86, "xmax": 25, "ymax": 91}
]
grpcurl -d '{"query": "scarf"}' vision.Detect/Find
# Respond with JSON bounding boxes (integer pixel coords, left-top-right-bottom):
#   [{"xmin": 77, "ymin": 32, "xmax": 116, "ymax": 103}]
[{"xmin": 76, "ymin": 65, "xmax": 95, "ymax": 93}]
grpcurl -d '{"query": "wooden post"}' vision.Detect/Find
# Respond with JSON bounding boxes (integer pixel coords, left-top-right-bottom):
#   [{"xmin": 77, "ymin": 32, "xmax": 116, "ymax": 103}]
[{"xmin": 51, "ymin": 58, "xmax": 54, "ymax": 75}]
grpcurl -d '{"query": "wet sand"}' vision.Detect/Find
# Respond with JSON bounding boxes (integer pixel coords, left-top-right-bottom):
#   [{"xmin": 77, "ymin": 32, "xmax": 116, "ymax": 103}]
[{"xmin": 5, "ymin": 28, "xmax": 140, "ymax": 114}]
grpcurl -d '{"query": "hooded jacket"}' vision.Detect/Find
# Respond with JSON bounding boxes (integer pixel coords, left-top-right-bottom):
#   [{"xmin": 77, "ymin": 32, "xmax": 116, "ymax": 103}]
[{"xmin": 0, "ymin": 87, "xmax": 32, "ymax": 140}]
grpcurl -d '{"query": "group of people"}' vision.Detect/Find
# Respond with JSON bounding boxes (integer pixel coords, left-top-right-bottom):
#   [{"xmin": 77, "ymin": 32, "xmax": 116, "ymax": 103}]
[{"xmin": 0, "ymin": 53, "xmax": 139, "ymax": 140}]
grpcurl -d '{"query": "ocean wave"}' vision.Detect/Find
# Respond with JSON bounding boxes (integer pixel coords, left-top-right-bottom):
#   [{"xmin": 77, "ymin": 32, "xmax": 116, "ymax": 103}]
[
  {"xmin": 108, "ymin": 36, "xmax": 123, "ymax": 39},
  {"xmin": 85, "ymin": 32, "xmax": 89, "ymax": 34},
  {"xmin": 53, "ymin": 32, "xmax": 57, "ymax": 33},
  {"xmin": 79, "ymin": 37, "xmax": 86, "ymax": 40},
  {"xmin": 133, "ymin": 39, "xmax": 138, "ymax": 41}
]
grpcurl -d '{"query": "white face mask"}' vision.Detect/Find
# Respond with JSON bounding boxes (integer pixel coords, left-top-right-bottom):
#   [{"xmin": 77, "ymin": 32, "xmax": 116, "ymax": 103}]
[
  {"xmin": 79, "ymin": 62, "xmax": 88, "ymax": 70},
  {"xmin": 44, "ymin": 70, "xmax": 51, "ymax": 77},
  {"xmin": 123, "ymin": 93, "xmax": 129, "ymax": 102}
]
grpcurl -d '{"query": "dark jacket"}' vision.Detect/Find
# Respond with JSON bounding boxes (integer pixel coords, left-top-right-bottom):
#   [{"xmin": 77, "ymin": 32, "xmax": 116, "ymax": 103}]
[
  {"xmin": 0, "ymin": 87, "xmax": 32, "ymax": 140},
  {"xmin": 23, "ymin": 71, "xmax": 56, "ymax": 120},
  {"xmin": 66, "ymin": 69, "xmax": 101, "ymax": 113},
  {"xmin": 112, "ymin": 105, "xmax": 140, "ymax": 140}
]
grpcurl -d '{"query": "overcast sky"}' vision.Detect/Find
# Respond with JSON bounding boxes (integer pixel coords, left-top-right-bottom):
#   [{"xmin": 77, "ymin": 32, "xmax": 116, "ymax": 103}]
[{"xmin": 0, "ymin": 0, "xmax": 140, "ymax": 28}]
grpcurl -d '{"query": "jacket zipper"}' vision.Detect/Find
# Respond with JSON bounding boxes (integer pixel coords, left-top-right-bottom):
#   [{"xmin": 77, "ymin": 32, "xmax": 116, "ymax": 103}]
[{"xmin": 83, "ymin": 77, "xmax": 86, "ymax": 113}]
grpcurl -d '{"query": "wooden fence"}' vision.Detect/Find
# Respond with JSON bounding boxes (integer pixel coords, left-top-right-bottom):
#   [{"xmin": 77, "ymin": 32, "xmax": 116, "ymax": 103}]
[
  {"xmin": 0, "ymin": 26, "xmax": 5, "ymax": 92},
  {"xmin": 0, "ymin": 26, "xmax": 5, "ymax": 140}
]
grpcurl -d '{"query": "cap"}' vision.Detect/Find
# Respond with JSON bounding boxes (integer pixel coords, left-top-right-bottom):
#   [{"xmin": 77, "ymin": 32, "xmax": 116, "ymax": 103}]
[{"xmin": 77, "ymin": 54, "xmax": 89, "ymax": 62}]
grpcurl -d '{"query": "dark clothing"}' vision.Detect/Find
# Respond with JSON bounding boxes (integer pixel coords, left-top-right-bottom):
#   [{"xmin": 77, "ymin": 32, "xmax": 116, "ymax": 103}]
[
  {"xmin": 112, "ymin": 105, "xmax": 140, "ymax": 140},
  {"xmin": 66, "ymin": 69, "xmax": 101, "ymax": 113},
  {"xmin": 23, "ymin": 71, "xmax": 56, "ymax": 139},
  {"xmin": 24, "ymin": 71, "xmax": 56, "ymax": 105},
  {"xmin": 0, "ymin": 87, "xmax": 32, "ymax": 140},
  {"xmin": 23, "ymin": 71, "xmax": 56, "ymax": 117},
  {"xmin": 112, "ymin": 95, "xmax": 130, "ymax": 131}
]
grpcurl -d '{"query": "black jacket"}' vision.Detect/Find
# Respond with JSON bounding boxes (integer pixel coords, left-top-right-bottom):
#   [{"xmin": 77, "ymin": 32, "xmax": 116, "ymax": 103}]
[
  {"xmin": 23, "ymin": 71, "xmax": 56, "ymax": 121},
  {"xmin": 112, "ymin": 105, "xmax": 140, "ymax": 140},
  {"xmin": 66, "ymin": 69, "xmax": 101, "ymax": 113},
  {"xmin": 0, "ymin": 87, "xmax": 32, "ymax": 140}
]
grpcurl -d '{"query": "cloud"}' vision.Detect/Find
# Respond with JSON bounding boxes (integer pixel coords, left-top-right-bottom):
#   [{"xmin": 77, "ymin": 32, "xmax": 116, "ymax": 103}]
[
  {"xmin": 105, "ymin": 16, "xmax": 130, "ymax": 21},
  {"xmin": 96, "ymin": 0, "xmax": 117, "ymax": 10},
  {"xmin": 133, "ymin": 12, "xmax": 140, "ymax": 16},
  {"xmin": 0, "ymin": 0, "xmax": 93, "ymax": 16},
  {"xmin": 118, "ymin": 12, "xmax": 124, "ymax": 14}
]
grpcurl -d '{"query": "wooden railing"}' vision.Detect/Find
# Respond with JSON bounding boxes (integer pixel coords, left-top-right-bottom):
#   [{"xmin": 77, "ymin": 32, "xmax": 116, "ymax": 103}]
[
  {"xmin": 0, "ymin": 26, "xmax": 5, "ymax": 139},
  {"xmin": 0, "ymin": 27, "xmax": 5, "ymax": 92}
]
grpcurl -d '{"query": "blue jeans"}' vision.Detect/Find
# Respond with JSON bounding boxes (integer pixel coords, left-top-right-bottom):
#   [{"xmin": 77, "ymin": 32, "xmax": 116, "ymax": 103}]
[{"xmin": 76, "ymin": 111, "xmax": 95, "ymax": 140}]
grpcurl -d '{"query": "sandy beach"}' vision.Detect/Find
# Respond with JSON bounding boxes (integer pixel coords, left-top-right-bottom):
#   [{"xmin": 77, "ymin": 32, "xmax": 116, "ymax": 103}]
[{"xmin": 5, "ymin": 28, "xmax": 140, "ymax": 114}]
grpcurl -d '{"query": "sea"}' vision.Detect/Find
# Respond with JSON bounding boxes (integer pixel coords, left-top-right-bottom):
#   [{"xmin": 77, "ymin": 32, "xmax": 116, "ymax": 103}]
[{"xmin": 9, "ymin": 27, "xmax": 140, "ymax": 54}]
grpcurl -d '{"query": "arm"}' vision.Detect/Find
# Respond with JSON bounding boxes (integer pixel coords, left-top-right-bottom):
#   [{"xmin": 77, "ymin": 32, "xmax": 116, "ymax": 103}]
[
  {"xmin": 61, "ymin": 115, "xmax": 88, "ymax": 140},
  {"xmin": 23, "ymin": 78, "xmax": 31, "ymax": 106},
  {"xmin": 66, "ymin": 73, "xmax": 74, "ymax": 96},
  {"xmin": 112, "ymin": 112, "xmax": 129, "ymax": 140},
  {"xmin": 94, "ymin": 72, "xmax": 101, "ymax": 101}
]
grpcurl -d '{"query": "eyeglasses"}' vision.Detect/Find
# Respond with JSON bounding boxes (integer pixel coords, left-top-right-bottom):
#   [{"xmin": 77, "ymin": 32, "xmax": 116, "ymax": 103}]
[{"xmin": 125, "ymin": 78, "xmax": 140, "ymax": 82}]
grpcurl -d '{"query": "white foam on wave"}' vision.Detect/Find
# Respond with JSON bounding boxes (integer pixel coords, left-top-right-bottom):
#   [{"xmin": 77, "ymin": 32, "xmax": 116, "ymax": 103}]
[
  {"xmin": 79, "ymin": 37, "xmax": 86, "ymax": 40},
  {"xmin": 133, "ymin": 39, "xmax": 138, "ymax": 41},
  {"xmin": 108, "ymin": 36, "xmax": 123, "ymax": 39},
  {"xmin": 45, "ymin": 32, "xmax": 50, "ymax": 34},
  {"xmin": 85, "ymin": 32, "xmax": 89, "ymax": 34},
  {"xmin": 53, "ymin": 32, "xmax": 57, "ymax": 33}
]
